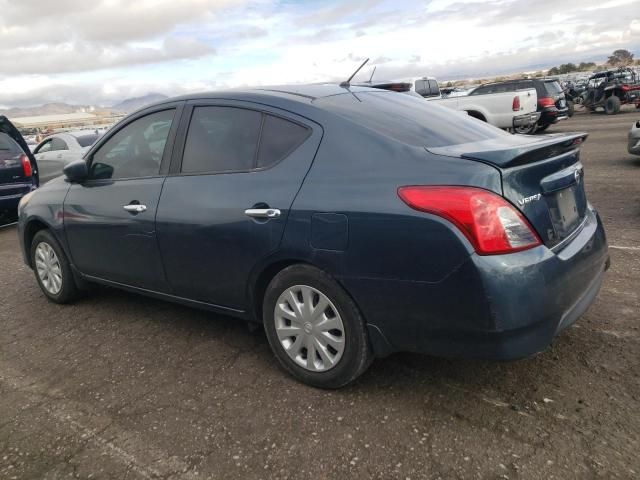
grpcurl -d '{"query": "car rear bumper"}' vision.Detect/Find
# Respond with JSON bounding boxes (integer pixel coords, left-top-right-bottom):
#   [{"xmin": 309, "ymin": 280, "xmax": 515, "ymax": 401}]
[
  {"xmin": 353, "ymin": 206, "xmax": 609, "ymax": 359},
  {"xmin": 0, "ymin": 182, "xmax": 33, "ymax": 211},
  {"xmin": 513, "ymin": 112, "xmax": 541, "ymax": 128},
  {"xmin": 540, "ymin": 107, "xmax": 569, "ymax": 126}
]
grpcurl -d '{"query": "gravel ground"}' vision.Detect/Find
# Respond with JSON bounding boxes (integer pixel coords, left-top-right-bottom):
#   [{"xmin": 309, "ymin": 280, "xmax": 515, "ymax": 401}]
[{"xmin": 1, "ymin": 108, "xmax": 639, "ymax": 479}]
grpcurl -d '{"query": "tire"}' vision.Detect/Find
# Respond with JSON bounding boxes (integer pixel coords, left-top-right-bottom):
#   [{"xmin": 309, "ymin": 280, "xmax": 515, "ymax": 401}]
[
  {"xmin": 31, "ymin": 230, "xmax": 79, "ymax": 304},
  {"xmin": 605, "ymin": 96, "xmax": 621, "ymax": 115},
  {"xmin": 536, "ymin": 124, "xmax": 550, "ymax": 132},
  {"xmin": 567, "ymin": 100, "xmax": 575, "ymax": 117},
  {"xmin": 262, "ymin": 264, "xmax": 373, "ymax": 389},
  {"xmin": 514, "ymin": 123, "xmax": 537, "ymax": 135}
]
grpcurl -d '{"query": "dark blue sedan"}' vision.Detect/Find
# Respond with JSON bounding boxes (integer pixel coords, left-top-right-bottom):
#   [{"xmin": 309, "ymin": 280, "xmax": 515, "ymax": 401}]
[{"xmin": 17, "ymin": 85, "xmax": 609, "ymax": 388}]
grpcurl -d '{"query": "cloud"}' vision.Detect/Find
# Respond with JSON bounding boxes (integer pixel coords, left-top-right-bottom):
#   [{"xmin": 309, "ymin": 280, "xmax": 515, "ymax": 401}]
[{"xmin": 0, "ymin": 0, "xmax": 638, "ymax": 108}]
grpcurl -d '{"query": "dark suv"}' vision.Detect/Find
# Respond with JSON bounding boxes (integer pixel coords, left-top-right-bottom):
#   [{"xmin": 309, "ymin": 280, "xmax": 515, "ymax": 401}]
[
  {"xmin": 0, "ymin": 116, "xmax": 39, "ymax": 221},
  {"xmin": 474, "ymin": 79, "xmax": 568, "ymax": 133}
]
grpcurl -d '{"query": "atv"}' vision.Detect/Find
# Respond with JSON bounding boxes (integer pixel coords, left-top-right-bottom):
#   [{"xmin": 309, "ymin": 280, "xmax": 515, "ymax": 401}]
[{"xmin": 581, "ymin": 67, "xmax": 640, "ymax": 114}]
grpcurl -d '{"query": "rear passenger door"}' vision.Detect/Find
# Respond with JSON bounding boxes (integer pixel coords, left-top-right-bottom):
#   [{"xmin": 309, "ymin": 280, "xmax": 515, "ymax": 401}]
[{"xmin": 156, "ymin": 101, "xmax": 323, "ymax": 311}]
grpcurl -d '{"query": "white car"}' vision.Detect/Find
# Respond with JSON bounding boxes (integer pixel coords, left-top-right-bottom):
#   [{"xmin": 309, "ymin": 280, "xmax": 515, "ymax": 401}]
[
  {"xmin": 415, "ymin": 77, "xmax": 540, "ymax": 131},
  {"xmin": 34, "ymin": 131, "xmax": 101, "ymax": 184}
]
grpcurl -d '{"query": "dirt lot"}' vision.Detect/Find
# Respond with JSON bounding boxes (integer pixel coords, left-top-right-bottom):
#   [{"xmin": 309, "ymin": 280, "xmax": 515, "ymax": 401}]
[{"xmin": 1, "ymin": 109, "xmax": 639, "ymax": 480}]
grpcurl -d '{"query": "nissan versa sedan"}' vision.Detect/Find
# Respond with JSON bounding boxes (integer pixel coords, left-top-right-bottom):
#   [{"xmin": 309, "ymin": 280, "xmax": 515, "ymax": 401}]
[{"xmin": 17, "ymin": 85, "xmax": 609, "ymax": 388}]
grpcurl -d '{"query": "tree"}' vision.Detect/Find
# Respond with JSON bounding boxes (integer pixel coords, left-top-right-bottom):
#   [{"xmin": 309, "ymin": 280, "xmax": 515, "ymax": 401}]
[
  {"xmin": 607, "ymin": 49, "xmax": 634, "ymax": 66},
  {"xmin": 578, "ymin": 62, "xmax": 596, "ymax": 71},
  {"xmin": 548, "ymin": 67, "xmax": 560, "ymax": 75}
]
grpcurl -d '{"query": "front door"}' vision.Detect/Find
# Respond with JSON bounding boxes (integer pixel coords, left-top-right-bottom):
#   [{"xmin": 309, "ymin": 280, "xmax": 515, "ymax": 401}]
[
  {"xmin": 156, "ymin": 102, "xmax": 322, "ymax": 311},
  {"xmin": 64, "ymin": 107, "xmax": 180, "ymax": 291}
]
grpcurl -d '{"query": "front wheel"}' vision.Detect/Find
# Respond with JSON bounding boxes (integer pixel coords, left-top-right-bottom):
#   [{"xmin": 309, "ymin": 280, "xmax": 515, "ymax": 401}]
[
  {"xmin": 31, "ymin": 230, "xmax": 79, "ymax": 304},
  {"xmin": 263, "ymin": 265, "xmax": 373, "ymax": 388},
  {"xmin": 605, "ymin": 96, "xmax": 621, "ymax": 115}
]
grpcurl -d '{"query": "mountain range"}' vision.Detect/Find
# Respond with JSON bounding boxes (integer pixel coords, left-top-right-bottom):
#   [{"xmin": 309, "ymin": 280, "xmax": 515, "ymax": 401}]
[{"xmin": 0, "ymin": 93, "xmax": 169, "ymax": 118}]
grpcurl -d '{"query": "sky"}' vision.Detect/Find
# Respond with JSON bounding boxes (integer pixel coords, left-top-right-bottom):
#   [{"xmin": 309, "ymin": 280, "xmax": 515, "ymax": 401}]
[{"xmin": 0, "ymin": 0, "xmax": 638, "ymax": 108}]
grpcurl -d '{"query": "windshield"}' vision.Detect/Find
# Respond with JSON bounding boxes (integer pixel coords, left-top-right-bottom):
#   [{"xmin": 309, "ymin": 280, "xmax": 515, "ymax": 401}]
[{"xmin": 318, "ymin": 91, "xmax": 507, "ymax": 148}]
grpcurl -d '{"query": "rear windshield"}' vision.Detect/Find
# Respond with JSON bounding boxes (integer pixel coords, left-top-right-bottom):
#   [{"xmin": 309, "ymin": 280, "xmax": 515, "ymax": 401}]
[
  {"xmin": 0, "ymin": 132, "xmax": 21, "ymax": 153},
  {"xmin": 75, "ymin": 134, "xmax": 100, "ymax": 148},
  {"xmin": 544, "ymin": 81, "xmax": 563, "ymax": 95},
  {"xmin": 317, "ymin": 91, "xmax": 508, "ymax": 148}
]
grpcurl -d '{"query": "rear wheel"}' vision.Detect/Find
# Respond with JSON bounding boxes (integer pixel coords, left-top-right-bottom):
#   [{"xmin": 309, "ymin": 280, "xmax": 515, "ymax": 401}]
[
  {"xmin": 263, "ymin": 264, "xmax": 373, "ymax": 388},
  {"xmin": 514, "ymin": 123, "xmax": 537, "ymax": 135},
  {"xmin": 605, "ymin": 96, "xmax": 621, "ymax": 115},
  {"xmin": 567, "ymin": 100, "xmax": 575, "ymax": 117},
  {"xmin": 31, "ymin": 230, "xmax": 79, "ymax": 304}
]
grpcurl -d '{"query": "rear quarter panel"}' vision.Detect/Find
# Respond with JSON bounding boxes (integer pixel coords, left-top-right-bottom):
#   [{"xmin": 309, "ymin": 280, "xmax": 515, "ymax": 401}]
[{"xmin": 283, "ymin": 115, "xmax": 503, "ymax": 344}]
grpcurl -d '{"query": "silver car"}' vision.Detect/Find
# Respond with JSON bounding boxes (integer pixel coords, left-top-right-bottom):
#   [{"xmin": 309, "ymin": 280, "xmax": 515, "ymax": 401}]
[
  {"xmin": 629, "ymin": 121, "xmax": 640, "ymax": 156},
  {"xmin": 34, "ymin": 131, "xmax": 102, "ymax": 183}
]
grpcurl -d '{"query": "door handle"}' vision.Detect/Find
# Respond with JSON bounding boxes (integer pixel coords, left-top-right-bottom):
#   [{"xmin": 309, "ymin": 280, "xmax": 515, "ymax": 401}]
[
  {"xmin": 244, "ymin": 208, "xmax": 281, "ymax": 219},
  {"xmin": 123, "ymin": 204, "xmax": 147, "ymax": 213}
]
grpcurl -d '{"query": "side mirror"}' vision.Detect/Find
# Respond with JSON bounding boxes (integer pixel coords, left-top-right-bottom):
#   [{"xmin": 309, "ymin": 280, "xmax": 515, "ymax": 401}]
[{"xmin": 63, "ymin": 160, "xmax": 89, "ymax": 183}]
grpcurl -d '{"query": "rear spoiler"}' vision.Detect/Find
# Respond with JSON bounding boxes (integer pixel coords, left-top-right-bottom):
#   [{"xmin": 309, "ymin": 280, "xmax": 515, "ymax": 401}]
[
  {"xmin": 0, "ymin": 115, "xmax": 39, "ymax": 185},
  {"xmin": 428, "ymin": 132, "xmax": 589, "ymax": 169}
]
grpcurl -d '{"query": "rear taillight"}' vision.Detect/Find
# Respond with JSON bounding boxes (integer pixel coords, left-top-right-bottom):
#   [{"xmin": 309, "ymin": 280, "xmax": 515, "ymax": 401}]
[
  {"xmin": 538, "ymin": 97, "xmax": 555, "ymax": 108},
  {"xmin": 21, "ymin": 154, "xmax": 32, "ymax": 177},
  {"xmin": 397, "ymin": 186, "xmax": 542, "ymax": 255},
  {"xmin": 512, "ymin": 95, "xmax": 520, "ymax": 111}
]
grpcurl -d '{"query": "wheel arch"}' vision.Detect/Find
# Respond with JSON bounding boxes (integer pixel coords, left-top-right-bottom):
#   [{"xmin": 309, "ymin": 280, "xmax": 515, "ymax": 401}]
[
  {"xmin": 23, "ymin": 217, "xmax": 53, "ymax": 268},
  {"xmin": 249, "ymin": 257, "xmax": 394, "ymax": 357},
  {"xmin": 465, "ymin": 110, "xmax": 487, "ymax": 122}
]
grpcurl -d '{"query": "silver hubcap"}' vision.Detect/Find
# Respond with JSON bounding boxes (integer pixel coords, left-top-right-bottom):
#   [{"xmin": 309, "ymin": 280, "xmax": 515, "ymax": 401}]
[
  {"xmin": 35, "ymin": 242, "xmax": 63, "ymax": 295},
  {"xmin": 274, "ymin": 285, "xmax": 345, "ymax": 372}
]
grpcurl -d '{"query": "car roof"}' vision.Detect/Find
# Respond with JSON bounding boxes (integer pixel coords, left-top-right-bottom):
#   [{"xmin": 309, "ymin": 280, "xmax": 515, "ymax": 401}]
[{"xmin": 157, "ymin": 84, "xmax": 380, "ymax": 105}]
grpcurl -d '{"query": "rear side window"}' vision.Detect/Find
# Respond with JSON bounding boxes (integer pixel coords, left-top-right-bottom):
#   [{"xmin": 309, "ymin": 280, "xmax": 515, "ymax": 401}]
[
  {"xmin": 182, "ymin": 107, "xmax": 262, "ymax": 174},
  {"xmin": 181, "ymin": 107, "xmax": 310, "ymax": 174},
  {"xmin": 0, "ymin": 133, "xmax": 21, "ymax": 153},
  {"xmin": 257, "ymin": 115, "xmax": 310, "ymax": 168},
  {"xmin": 50, "ymin": 138, "xmax": 69, "ymax": 151},
  {"xmin": 76, "ymin": 134, "xmax": 100, "ymax": 148}
]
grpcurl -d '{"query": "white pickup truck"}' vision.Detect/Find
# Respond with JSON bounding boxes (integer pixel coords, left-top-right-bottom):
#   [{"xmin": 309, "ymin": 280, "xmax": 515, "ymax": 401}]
[{"xmin": 415, "ymin": 77, "xmax": 540, "ymax": 131}]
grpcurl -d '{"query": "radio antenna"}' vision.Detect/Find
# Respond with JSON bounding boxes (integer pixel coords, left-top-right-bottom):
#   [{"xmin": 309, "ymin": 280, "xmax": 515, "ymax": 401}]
[
  {"xmin": 368, "ymin": 66, "xmax": 377, "ymax": 83},
  {"xmin": 340, "ymin": 58, "xmax": 370, "ymax": 87}
]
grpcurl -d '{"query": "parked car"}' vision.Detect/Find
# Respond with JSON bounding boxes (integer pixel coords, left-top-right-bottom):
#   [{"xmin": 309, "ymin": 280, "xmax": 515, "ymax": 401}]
[
  {"xmin": 629, "ymin": 120, "xmax": 640, "ymax": 156},
  {"xmin": 412, "ymin": 77, "xmax": 540, "ymax": 131},
  {"xmin": 34, "ymin": 131, "xmax": 102, "ymax": 184},
  {"xmin": 17, "ymin": 85, "xmax": 609, "ymax": 388},
  {"xmin": 0, "ymin": 116, "xmax": 38, "ymax": 217},
  {"xmin": 469, "ymin": 79, "xmax": 569, "ymax": 134},
  {"xmin": 582, "ymin": 68, "xmax": 640, "ymax": 114}
]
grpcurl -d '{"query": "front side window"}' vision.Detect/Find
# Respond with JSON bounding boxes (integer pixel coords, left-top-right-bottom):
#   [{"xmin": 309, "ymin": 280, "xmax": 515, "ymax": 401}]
[
  {"xmin": 35, "ymin": 140, "xmax": 53, "ymax": 154},
  {"xmin": 90, "ymin": 109, "xmax": 174, "ymax": 180},
  {"xmin": 471, "ymin": 85, "xmax": 492, "ymax": 95}
]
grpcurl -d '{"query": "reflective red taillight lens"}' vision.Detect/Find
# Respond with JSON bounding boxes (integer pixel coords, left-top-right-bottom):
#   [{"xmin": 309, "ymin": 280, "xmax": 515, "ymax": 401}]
[
  {"xmin": 512, "ymin": 95, "xmax": 520, "ymax": 111},
  {"xmin": 397, "ymin": 186, "xmax": 542, "ymax": 255},
  {"xmin": 538, "ymin": 97, "xmax": 556, "ymax": 108},
  {"xmin": 20, "ymin": 154, "xmax": 32, "ymax": 177}
]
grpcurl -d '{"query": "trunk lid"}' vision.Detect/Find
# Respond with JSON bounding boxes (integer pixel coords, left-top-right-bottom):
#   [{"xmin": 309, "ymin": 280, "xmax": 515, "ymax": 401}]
[
  {"xmin": 428, "ymin": 132, "xmax": 589, "ymax": 248},
  {"xmin": 0, "ymin": 116, "xmax": 39, "ymax": 186}
]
